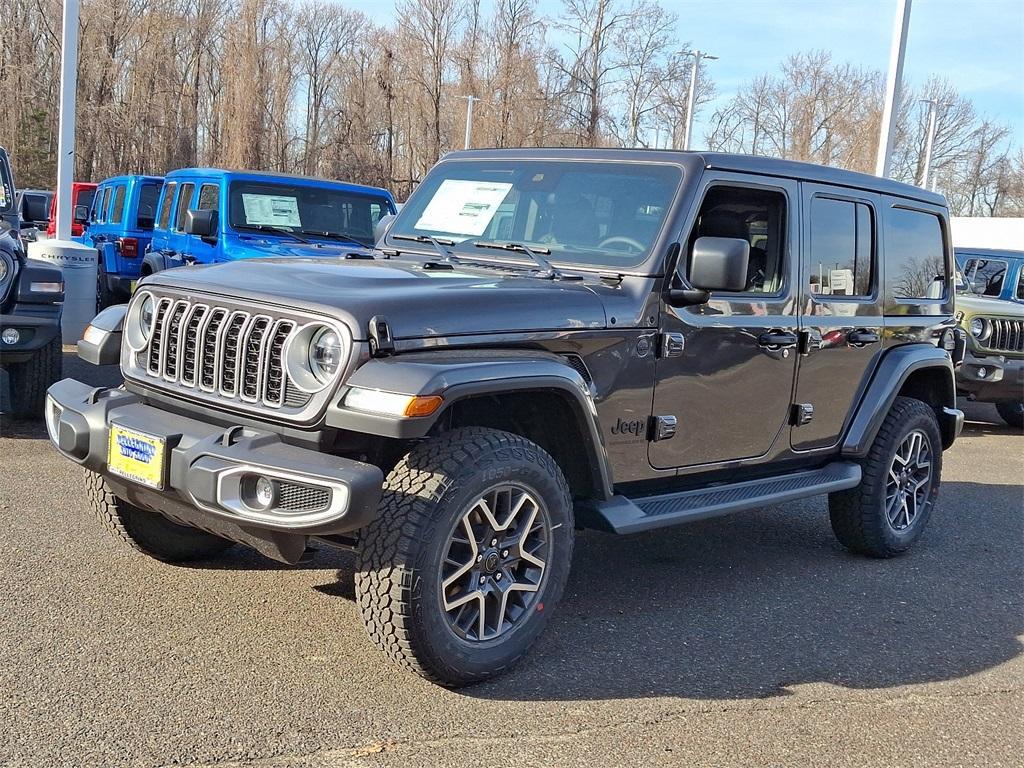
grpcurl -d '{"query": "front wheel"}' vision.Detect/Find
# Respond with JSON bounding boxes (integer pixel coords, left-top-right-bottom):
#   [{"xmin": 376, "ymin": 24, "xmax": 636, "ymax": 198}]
[
  {"xmin": 355, "ymin": 427, "xmax": 574, "ymax": 686},
  {"xmin": 995, "ymin": 400, "xmax": 1024, "ymax": 429},
  {"xmin": 829, "ymin": 396, "xmax": 942, "ymax": 557},
  {"xmin": 6, "ymin": 335, "xmax": 62, "ymax": 418}
]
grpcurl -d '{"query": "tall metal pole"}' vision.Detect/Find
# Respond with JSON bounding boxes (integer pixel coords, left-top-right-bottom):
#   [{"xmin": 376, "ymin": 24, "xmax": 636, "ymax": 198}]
[
  {"xmin": 462, "ymin": 95, "xmax": 481, "ymax": 150},
  {"xmin": 54, "ymin": 0, "xmax": 80, "ymax": 241},
  {"xmin": 683, "ymin": 50, "xmax": 717, "ymax": 151},
  {"xmin": 875, "ymin": 0, "xmax": 913, "ymax": 178},
  {"xmin": 919, "ymin": 99, "xmax": 938, "ymax": 188}
]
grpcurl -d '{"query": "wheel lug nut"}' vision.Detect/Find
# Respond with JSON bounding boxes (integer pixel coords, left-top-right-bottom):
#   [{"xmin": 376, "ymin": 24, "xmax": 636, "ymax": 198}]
[
  {"xmin": 490, "ymin": 538, "xmax": 497, "ymax": 546},
  {"xmin": 501, "ymin": 550, "xmax": 508, "ymax": 558},
  {"xmin": 495, "ymin": 573, "xmax": 502, "ymax": 581},
  {"xmin": 479, "ymin": 576, "xmax": 486, "ymax": 585},
  {"xmin": 476, "ymin": 554, "xmax": 483, "ymax": 562}
]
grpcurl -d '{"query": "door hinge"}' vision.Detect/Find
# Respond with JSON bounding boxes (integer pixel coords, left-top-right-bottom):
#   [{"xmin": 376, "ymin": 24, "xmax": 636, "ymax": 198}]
[
  {"xmin": 649, "ymin": 415, "xmax": 678, "ymax": 441},
  {"xmin": 368, "ymin": 315, "xmax": 394, "ymax": 357},
  {"xmin": 791, "ymin": 403, "xmax": 814, "ymax": 426},
  {"xmin": 658, "ymin": 332, "xmax": 685, "ymax": 358}
]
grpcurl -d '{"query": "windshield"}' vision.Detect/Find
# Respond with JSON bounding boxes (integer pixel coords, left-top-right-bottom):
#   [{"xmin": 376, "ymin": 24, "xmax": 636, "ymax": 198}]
[
  {"xmin": 388, "ymin": 160, "xmax": 682, "ymax": 269},
  {"xmin": 958, "ymin": 257, "xmax": 1008, "ymax": 296},
  {"xmin": 228, "ymin": 180, "xmax": 391, "ymax": 246}
]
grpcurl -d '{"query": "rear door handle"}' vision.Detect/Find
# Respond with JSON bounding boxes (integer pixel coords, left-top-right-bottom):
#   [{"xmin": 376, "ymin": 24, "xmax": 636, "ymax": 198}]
[
  {"xmin": 758, "ymin": 329, "xmax": 799, "ymax": 350},
  {"xmin": 848, "ymin": 329, "xmax": 881, "ymax": 346}
]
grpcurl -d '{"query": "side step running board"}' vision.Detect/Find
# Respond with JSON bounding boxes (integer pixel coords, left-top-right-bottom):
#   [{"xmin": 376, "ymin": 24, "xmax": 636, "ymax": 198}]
[{"xmin": 584, "ymin": 462, "xmax": 862, "ymax": 535}]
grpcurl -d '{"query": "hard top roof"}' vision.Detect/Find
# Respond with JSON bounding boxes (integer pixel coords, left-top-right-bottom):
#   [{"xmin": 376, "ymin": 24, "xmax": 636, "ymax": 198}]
[{"xmin": 164, "ymin": 167, "xmax": 392, "ymax": 197}]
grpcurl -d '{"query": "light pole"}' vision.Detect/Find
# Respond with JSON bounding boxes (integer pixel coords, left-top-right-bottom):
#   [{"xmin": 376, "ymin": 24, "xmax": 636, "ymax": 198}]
[
  {"xmin": 54, "ymin": 0, "xmax": 81, "ymax": 241},
  {"xmin": 875, "ymin": 0, "xmax": 913, "ymax": 178},
  {"xmin": 918, "ymin": 98, "xmax": 950, "ymax": 189},
  {"xmin": 461, "ymin": 95, "xmax": 481, "ymax": 150},
  {"xmin": 682, "ymin": 50, "xmax": 717, "ymax": 151}
]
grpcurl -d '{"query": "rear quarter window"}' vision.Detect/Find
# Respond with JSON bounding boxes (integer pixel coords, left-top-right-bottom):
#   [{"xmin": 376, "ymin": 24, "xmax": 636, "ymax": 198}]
[
  {"xmin": 137, "ymin": 183, "xmax": 161, "ymax": 229},
  {"xmin": 111, "ymin": 185, "xmax": 127, "ymax": 224},
  {"xmin": 156, "ymin": 182, "xmax": 177, "ymax": 230},
  {"xmin": 885, "ymin": 207, "xmax": 948, "ymax": 301}
]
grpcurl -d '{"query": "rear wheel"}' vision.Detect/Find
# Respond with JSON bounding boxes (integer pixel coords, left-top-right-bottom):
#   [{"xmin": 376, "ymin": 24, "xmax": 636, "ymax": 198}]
[
  {"xmin": 7, "ymin": 335, "xmax": 62, "ymax": 418},
  {"xmin": 96, "ymin": 256, "xmax": 117, "ymax": 311},
  {"xmin": 355, "ymin": 427, "xmax": 574, "ymax": 686},
  {"xmin": 87, "ymin": 472, "xmax": 233, "ymax": 562},
  {"xmin": 995, "ymin": 400, "xmax": 1024, "ymax": 429},
  {"xmin": 829, "ymin": 396, "xmax": 942, "ymax": 557}
]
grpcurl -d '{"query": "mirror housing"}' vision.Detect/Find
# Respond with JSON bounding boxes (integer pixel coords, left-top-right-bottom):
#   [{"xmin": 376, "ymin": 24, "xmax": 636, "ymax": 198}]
[
  {"xmin": 185, "ymin": 208, "xmax": 218, "ymax": 240},
  {"xmin": 689, "ymin": 236, "xmax": 750, "ymax": 292},
  {"xmin": 374, "ymin": 213, "xmax": 396, "ymax": 245},
  {"xmin": 73, "ymin": 205, "xmax": 89, "ymax": 225}
]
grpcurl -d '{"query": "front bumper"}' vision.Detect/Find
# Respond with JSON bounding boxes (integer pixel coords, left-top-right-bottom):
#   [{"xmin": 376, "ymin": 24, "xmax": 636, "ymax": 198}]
[
  {"xmin": 46, "ymin": 378, "xmax": 384, "ymax": 560},
  {"xmin": 0, "ymin": 305, "xmax": 62, "ymax": 363},
  {"xmin": 956, "ymin": 349, "xmax": 1024, "ymax": 402}
]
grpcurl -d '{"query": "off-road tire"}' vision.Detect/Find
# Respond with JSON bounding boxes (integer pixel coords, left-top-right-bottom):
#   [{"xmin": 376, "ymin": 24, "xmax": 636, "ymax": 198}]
[
  {"xmin": 828, "ymin": 396, "xmax": 942, "ymax": 558},
  {"xmin": 86, "ymin": 471, "xmax": 233, "ymax": 562},
  {"xmin": 355, "ymin": 427, "xmax": 574, "ymax": 687},
  {"xmin": 7, "ymin": 335, "xmax": 62, "ymax": 418},
  {"xmin": 994, "ymin": 400, "xmax": 1024, "ymax": 429}
]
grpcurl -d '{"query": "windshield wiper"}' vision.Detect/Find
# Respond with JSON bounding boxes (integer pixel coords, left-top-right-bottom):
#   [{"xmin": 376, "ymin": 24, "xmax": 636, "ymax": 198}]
[
  {"xmin": 474, "ymin": 241, "xmax": 560, "ymax": 278},
  {"xmin": 392, "ymin": 234, "xmax": 459, "ymax": 263},
  {"xmin": 299, "ymin": 229, "xmax": 372, "ymax": 248},
  {"xmin": 235, "ymin": 224, "xmax": 309, "ymax": 243}
]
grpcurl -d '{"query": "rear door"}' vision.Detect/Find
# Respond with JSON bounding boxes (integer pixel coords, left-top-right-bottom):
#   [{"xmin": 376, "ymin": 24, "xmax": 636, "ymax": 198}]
[
  {"xmin": 168, "ymin": 180, "xmax": 196, "ymax": 262},
  {"xmin": 791, "ymin": 184, "xmax": 884, "ymax": 451}
]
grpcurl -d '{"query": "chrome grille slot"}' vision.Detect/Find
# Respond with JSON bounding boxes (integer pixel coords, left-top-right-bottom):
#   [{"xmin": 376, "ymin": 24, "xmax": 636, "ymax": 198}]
[
  {"xmin": 263, "ymin": 320, "xmax": 294, "ymax": 407},
  {"xmin": 180, "ymin": 304, "xmax": 208, "ymax": 386},
  {"xmin": 240, "ymin": 316, "xmax": 272, "ymax": 402},
  {"xmin": 146, "ymin": 298, "xmax": 172, "ymax": 374},
  {"xmin": 162, "ymin": 300, "xmax": 188, "ymax": 381},
  {"xmin": 199, "ymin": 309, "xmax": 228, "ymax": 391},
  {"xmin": 220, "ymin": 312, "xmax": 249, "ymax": 397}
]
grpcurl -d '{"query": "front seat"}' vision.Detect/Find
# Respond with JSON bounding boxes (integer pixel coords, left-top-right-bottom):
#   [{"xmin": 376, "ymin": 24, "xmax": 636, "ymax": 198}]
[{"xmin": 550, "ymin": 194, "xmax": 599, "ymax": 246}]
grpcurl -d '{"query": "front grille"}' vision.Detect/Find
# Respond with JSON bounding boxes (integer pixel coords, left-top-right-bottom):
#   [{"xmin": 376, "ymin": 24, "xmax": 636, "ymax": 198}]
[
  {"xmin": 139, "ymin": 295, "xmax": 312, "ymax": 410},
  {"xmin": 277, "ymin": 482, "xmax": 332, "ymax": 513},
  {"xmin": 983, "ymin": 317, "xmax": 1024, "ymax": 354}
]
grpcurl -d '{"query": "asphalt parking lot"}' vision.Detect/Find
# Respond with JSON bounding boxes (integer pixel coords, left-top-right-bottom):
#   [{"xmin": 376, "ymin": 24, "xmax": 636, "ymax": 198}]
[{"xmin": 1, "ymin": 352, "xmax": 1021, "ymax": 768}]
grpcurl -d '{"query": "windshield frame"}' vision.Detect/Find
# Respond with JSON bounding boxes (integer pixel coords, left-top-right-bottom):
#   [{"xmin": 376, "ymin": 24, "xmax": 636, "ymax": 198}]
[
  {"xmin": 383, "ymin": 157, "xmax": 687, "ymax": 276},
  {"xmin": 226, "ymin": 179, "xmax": 392, "ymax": 247},
  {"xmin": 0, "ymin": 150, "xmax": 14, "ymax": 215}
]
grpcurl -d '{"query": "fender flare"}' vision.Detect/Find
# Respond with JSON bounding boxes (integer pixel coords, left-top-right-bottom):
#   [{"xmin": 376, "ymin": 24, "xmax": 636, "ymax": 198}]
[
  {"xmin": 842, "ymin": 344, "xmax": 958, "ymax": 457},
  {"xmin": 141, "ymin": 251, "xmax": 168, "ymax": 276},
  {"xmin": 98, "ymin": 241, "xmax": 119, "ymax": 274},
  {"xmin": 325, "ymin": 351, "xmax": 614, "ymax": 499}
]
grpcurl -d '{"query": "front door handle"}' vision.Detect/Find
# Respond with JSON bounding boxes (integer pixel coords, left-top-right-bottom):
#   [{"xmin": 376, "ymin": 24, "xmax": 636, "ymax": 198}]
[
  {"xmin": 758, "ymin": 329, "xmax": 799, "ymax": 350},
  {"xmin": 848, "ymin": 329, "xmax": 881, "ymax": 346}
]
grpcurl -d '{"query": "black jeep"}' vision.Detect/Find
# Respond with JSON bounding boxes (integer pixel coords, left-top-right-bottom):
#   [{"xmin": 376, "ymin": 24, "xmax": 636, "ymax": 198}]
[
  {"xmin": 46, "ymin": 149, "xmax": 964, "ymax": 686},
  {"xmin": 0, "ymin": 146, "xmax": 64, "ymax": 419}
]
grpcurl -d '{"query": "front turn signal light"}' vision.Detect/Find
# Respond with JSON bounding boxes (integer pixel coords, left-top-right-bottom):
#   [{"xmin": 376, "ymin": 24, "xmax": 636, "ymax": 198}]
[{"xmin": 344, "ymin": 387, "xmax": 444, "ymax": 418}]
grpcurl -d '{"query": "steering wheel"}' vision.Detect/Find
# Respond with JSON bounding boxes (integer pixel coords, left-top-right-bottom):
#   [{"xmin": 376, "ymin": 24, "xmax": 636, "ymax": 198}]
[{"xmin": 598, "ymin": 236, "xmax": 645, "ymax": 253}]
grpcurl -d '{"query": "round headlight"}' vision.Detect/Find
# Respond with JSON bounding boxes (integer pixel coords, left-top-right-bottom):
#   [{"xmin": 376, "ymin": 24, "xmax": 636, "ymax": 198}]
[
  {"xmin": 969, "ymin": 317, "xmax": 990, "ymax": 340},
  {"xmin": 138, "ymin": 294, "xmax": 155, "ymax": 339},
  {"xmin": 309, "ymin": 327, "xmax": 343, "ymax": 383},
  {"xmin": 125, "ymin": 292, "xmax": 157, "ymax": 351}
]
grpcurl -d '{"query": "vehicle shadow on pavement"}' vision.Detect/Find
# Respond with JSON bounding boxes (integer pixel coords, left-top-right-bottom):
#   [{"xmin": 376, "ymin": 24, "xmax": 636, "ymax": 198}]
[{"xmin": 462, "ymin": 478, "xmax": 1024, "ymax": 701}]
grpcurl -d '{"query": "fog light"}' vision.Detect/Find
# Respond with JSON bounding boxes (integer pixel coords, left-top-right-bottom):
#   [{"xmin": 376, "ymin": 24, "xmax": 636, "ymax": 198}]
[
  {"xmin": 977, "ymin": 366, "xmax": 988, "ymax": 378},
  {"xmin": 254, "ymin": 476, "xmax": 276, "ymax": 509},
  {"xmin": 1, "ymin": 328, "xmax": 20, "ymax": 345}
]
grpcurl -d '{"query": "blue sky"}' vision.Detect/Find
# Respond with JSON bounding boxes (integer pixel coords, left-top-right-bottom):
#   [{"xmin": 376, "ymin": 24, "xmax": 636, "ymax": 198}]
[{"xmin": 344, "ymin": 0, "xmax": 1023, "ymax": 146}]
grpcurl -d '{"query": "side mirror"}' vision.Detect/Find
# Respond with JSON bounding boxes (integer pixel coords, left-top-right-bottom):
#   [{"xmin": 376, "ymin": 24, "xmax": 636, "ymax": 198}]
[
  {"xmin": 185, "ymin": 208, "xmax": 218, "ymax": 240},
  {"xmin": 689, "ymin": 236, "xmax": 750, "ymax": 292},
  {"xmin": 73, "ymin": 205, "xmax": 89, "ymax": 225},
  {"xmin": 374, "ymin": 213, "xmax": 396, "ymax": 245}
]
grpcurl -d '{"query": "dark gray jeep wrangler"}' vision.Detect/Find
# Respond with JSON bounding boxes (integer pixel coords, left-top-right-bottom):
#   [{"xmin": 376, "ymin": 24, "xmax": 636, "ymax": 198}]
[
  {"xmin": 47, "ymin": 149, "xmax": 965, "ymax": 686},
  {"xmin": 1, "ymin": 146, "xmax": 64, "ymax": 420}
]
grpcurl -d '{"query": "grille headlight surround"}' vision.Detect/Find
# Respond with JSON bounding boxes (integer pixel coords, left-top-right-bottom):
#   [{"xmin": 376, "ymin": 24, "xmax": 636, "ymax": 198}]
[
  {"xmin": 125, "ymin": 291, "xmax": 156, "ymax": 351},
  {"xmin": 284, "ymin": 321, "xmax": 350, "ymax": 393},
  {"xmin": 969, "ymin": 316, "xmax": 991, "ymax": 341}
]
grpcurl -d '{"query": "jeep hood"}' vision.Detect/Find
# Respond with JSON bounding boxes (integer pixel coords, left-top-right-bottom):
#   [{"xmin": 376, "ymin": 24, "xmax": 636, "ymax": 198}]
[
  {"xmin": 956, "ymin": 292, "xmax": 1024, "ymax": 318},
  {"xmin": 145, "ymin": 257, "xmax": 608, "ymax": 340}
]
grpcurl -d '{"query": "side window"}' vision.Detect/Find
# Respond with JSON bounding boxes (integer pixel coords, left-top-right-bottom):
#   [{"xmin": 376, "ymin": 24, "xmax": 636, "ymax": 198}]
[
  {"xmin": 197, "ymin": 183, "xmax": 219, "ymax": 212},
  {"xmin": 960, "ymin": 258, "xmax": 1007, "ymax": 297},
  {"xmin": 809, "ymin": 197, "xmax": 874, "ymax": 297},
  {"xmin": 110, "ymin": 185, "xmax": 127, "ymax": 225},
  {"xmin": 137, "ymin": 184, "xmax": 161, "ymax": 229},
  {"xmin": 1016, "ymin": 267, "xmax": 1024, "ymax": 301},
  {"xmin": 156, "ymin": 182, "xmax": 177, "ymax": 230},
  {"xmin": 174, "ymin": 182, "xmax": 195, "ymax": 232},
  {"xmin": 886, "ymin": 208, "xmax": 947, "ymax": 300},
  {"xmin": 90, "ymin": 187, "xmax": 106, "ymax": 223},
  {"xmin": 97, "ymin": 187, "xmax": 113, "ymax": 223},
  {"xmin": 688, "ymin": 185, "xmax": 787, "ymax": 293}
]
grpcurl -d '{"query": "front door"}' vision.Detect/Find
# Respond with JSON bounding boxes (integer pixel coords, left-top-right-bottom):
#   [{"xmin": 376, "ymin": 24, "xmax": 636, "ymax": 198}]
[
  {"xmin": 791, "ymin": 184, "xmax": 884, "ymax": 451},
  {"xmin": 650, "ymin": 173, "xmax": 800, "ymax": 470}
]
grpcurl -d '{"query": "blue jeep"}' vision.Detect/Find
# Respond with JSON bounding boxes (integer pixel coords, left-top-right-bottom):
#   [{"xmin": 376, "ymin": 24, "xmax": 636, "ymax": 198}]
[
  {"xmin": 82, "ymin": 175, "xmax": 164, "ymax": 308},
  {"xmin": 141, "ymin": 169, "xmax": 396, "ymax": 276}
]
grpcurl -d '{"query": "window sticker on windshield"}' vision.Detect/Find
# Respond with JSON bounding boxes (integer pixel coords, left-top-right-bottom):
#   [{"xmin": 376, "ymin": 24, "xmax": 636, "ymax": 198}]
[
  {"xmin": 414, "ymin": 180, "xmax": 512, "ymax": 236},
  {"xmin": 241, "ymin": 194, "xmax": 302, "ymax": 227}
]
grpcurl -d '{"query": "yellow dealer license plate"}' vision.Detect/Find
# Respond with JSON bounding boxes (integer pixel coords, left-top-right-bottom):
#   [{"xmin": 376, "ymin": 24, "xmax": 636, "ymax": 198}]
[{"xmin": 107, "ymin": 425, "xmax": 166, "ymax": 490}]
